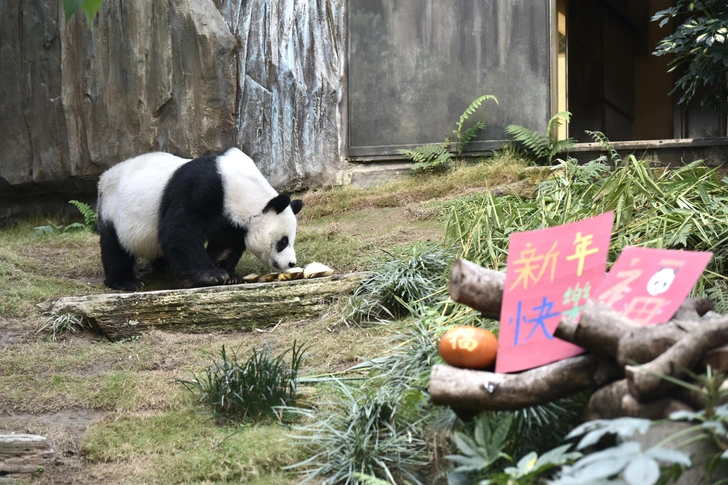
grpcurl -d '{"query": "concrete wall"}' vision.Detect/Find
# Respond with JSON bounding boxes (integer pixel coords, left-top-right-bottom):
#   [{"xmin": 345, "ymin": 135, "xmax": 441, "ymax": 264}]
[{"xmin": 0, "ymin": 0, "xmax": 346, "ymax": 222}]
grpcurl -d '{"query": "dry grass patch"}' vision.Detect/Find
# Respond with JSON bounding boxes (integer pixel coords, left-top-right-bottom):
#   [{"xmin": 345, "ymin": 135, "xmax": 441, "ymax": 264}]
[{"xmin": 301, "ymin": 152, "xmax": 540, "ymax": 220}]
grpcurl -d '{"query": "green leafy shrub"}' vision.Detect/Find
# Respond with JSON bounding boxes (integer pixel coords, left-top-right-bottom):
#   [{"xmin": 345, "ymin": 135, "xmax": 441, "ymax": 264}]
[
  {"xmin": 400, "ymin": 95, "xmax": 498, "ymax": 172},
  {"xmin": 652, "ymin": 0, "xmax": 728, "ymax": 110},
  {"xmin": 551, "ymin": 418, "xmax": 691, "ymax": 485},
  {"xmin": 505, "ymin": 111, "xmax": 575, "ymax": 165},
  {"xmin": 446, "ymin": 413, "xmax": 513, "ymax": 483},
  {"xmin": 179, "ymin": 342, "xmax": 305, "ymax": 421},
  {"xmin": 33, "ymin": 200, "xmax": 98, "ymax": 237}
]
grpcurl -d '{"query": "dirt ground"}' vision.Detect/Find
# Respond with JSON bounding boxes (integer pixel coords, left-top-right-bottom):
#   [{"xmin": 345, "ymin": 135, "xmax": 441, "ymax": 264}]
[{"xmin": 0, "ymin": 202, "xmax": 446, "ymax": 484}]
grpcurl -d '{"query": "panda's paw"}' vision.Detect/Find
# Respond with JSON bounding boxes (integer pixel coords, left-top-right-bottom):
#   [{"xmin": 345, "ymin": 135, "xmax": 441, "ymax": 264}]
[
  {"xmin": 225, "ymin": 274, "xmax": 243, "ymax": 285},
  {"xmin": 107, "ymin": 279, "xmax": 145, "ymax": 291},
  {"xmin": 187, "ymin": 267, "xmax": 233, "ymax": 287}
]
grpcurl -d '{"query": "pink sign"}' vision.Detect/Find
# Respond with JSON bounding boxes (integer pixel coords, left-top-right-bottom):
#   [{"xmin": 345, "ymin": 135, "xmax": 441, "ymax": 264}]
[
  {"xmin": 593, "ymin": 247, "xmax": 712, "ymax": 326},
  {"xmin": 496, "ymin": 212, "xmax": 614, "ymax": 373}
]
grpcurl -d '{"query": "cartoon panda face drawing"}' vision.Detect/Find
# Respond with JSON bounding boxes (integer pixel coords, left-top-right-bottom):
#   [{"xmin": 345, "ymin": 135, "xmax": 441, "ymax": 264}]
[{"xmin": 646, "ymin": 267, "xmax": 678, "ymax": 296}]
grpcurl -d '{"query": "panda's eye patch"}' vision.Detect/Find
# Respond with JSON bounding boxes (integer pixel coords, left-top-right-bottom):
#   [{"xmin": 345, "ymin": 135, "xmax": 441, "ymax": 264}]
[{"xmin": 276, "ymin": 236, "xmax": 289, "ymax": 253}]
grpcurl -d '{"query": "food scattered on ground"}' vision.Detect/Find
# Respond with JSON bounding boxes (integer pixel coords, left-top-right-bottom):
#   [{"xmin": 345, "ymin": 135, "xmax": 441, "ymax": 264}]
[{"xmin": 241, "ymin": 263, "xmax": 334, "ymax": 283}]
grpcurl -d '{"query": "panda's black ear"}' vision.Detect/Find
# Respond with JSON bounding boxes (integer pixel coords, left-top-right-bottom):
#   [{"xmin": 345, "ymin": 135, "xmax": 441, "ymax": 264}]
[
  {"xmin": 290, "ymin": 199, "xmax": 303, "ymax": 215},
  {"xmin": 263, "ymin": 194, "xmax": 291, "ymax": 214}
]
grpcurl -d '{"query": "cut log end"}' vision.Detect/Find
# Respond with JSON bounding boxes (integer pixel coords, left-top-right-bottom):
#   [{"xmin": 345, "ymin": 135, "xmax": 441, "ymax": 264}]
[{"xmin": 448, "ymin": 258, "xmax": 504, "ymax": 320}]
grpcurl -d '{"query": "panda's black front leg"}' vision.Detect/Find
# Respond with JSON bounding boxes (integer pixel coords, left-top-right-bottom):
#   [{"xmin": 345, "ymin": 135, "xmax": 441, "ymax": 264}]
[
  {"xmin": 159, "ymin": 218, "xmax": 232, "ymax": 288},
  {"xmin": 207, "ymin": 245, "xmax": 245, "ymax": 285}
]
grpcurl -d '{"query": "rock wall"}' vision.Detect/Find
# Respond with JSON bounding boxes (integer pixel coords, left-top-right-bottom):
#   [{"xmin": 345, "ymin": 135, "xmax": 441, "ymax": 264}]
[{"xmin": 0, "ymin": 0, "xmax": 346, "ymax": 222}]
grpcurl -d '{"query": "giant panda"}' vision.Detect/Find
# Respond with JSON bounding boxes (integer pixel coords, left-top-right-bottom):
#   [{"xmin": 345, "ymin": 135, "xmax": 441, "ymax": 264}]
[{"xmin": 96, "ymin": 147, "xmax": 303, "ymax": 290}]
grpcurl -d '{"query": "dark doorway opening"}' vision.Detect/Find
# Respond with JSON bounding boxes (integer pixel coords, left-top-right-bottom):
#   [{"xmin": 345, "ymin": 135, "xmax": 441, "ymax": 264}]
[{"xmin": 564, "ymin": 0, "xmax": 727, "ymax": 142}]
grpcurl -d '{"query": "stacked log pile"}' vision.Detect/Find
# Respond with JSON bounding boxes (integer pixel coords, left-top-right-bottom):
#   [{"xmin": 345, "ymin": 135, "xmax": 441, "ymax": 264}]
[{"xmin": 430, "ymin": 258, "xmax": 728, "ymax": 419}]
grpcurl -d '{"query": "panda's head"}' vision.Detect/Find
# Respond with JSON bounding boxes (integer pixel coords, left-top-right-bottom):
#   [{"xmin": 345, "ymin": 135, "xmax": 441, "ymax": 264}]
[{"xmin": 245, "ymin": 194, "xmax": 303, "ymax": 271}]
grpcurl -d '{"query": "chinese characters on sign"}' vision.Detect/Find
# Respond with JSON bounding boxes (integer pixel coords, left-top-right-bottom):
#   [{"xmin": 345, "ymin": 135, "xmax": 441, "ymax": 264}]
[
  {"xmin": 496, "ymin": 212, "xmax": 614, "ymax": 373},
  {"xmin": 593, "ymin": 247, "xmax": 712, "ymax": 326}
]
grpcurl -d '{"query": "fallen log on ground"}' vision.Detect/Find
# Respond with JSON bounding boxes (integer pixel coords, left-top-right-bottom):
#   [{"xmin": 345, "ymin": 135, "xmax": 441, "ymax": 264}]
[
  {"xmin": 429, "ymin": 355, "xmax": 621, "ymax": 411},
  {"xmin": 0, "ymin": 434, "xmax": 55, "ymax": 476},
  {"xmin": 49, "ymin": 273, "xmax": 367, "ymax": 341}
]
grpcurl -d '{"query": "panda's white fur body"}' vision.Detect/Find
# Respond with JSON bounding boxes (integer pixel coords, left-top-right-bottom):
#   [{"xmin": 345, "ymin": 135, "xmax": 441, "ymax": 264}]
[
  {"xmin": 97, "ymin": 147, "xmax": 303, "ymax": 290},
  {"xmin": 98, "ymin": 152, "xmax": 190, "ymax": 261}
]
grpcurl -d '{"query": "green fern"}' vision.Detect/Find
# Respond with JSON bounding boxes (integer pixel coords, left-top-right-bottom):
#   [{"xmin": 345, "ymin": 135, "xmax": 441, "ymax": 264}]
[
  {"xmin": 506, "ymin": 111, "xmax": 575, "ymax": 165},
  {"xmin": 505, "ymin": 125, "xmax": 550, "ymax": 159},
  {"xmin": 400, "ymin": 94, "xmax": 498, "ymax": 172},
  {"xmin": 453, "ymin": 95, "xmax": 498, "ymax": 154},
  {"xmin": 68, "ymin": 200, "xmax": 98, "ymax": 232},
  {"xmin": 398, "ymin": 142, "xmax": 452, "ymax": 173},
  {"xmin": 585, "ymin": 130, "xmax": 622, "ymax": 166},
  {"xmin": 706, "ymin": 280, "xmax": 728, "ymax": 315}
]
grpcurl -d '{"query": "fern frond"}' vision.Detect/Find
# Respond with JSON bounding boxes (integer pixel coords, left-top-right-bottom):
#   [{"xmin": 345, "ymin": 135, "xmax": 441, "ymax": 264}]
[
  {"xmin": 455, "ymin": 95, "xmax": 499, "ymax": 136},
  {"xmin": 454, "ymin": 95, "xmax": 498, "ymax": 153},
  {"xmin": 585, "ymin": 130, "xmax": 621, "ymax": 165},
  {"xmin": 549, "ymin": 138, "xmax": 576, "ymax": 159},
  {"xmin": 457, "ymin": 121, "xmax": 485, "ymax": 154},
  {"xmin": 506, "ymin": 124, "xmax": 550, "ymax": 160},
  {"xmin": 399, "ymin": 143, "xmax": 452, "ymax": 172},
  {"xmin": 68, "ymin": 200, "xmax": 98, "ymax": 230},
  {"xmin": 546, "ymin": 111, "xmax": 572, "ymax": 143}
]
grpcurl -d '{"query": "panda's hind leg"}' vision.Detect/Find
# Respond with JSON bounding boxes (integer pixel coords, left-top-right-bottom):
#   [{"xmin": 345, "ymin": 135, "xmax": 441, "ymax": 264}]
[{"xmin": 99, "ymin": 220, "xmax": 144, "ymax": 291}]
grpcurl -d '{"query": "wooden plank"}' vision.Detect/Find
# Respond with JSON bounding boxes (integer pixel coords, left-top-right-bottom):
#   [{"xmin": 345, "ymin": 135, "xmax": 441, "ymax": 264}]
[{"xmin": 49, "ymin": 273, "xmax": 367, "ymax": 341}]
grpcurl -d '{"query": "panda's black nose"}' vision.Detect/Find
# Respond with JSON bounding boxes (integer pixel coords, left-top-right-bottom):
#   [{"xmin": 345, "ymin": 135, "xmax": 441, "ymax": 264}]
[{"xmin": 289, "ymin": 262, "xmax": 296, "ymax": 268}]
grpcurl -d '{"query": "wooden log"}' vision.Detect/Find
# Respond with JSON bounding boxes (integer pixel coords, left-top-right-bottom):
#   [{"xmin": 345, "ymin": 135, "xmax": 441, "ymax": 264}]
[
  {"xmin": 672, "ymin": 297, "xmax": 714, "ymax": 322},
  {"xmin": 585, "ymin": 379, "xmax": 693, "ymax": 420},
  {"xmin": 703, "ymin": 345, "xmax": 728, "ymax": 373},
  {"xmin": 448, "ymin": 258, "xmax": 504, "ymax": 319},
  {"xmin": 0, "ymin": 434, "xmax": 55, "ymax": 475},
  {"xmin": 555, "ymin": 299, "xmax": 719, "ymax": 366},
  {"xmin": 626, "ymin": 316, "xmax": 728, "ymax": 402},
  {"xmin": 429, "ymin": 355, "xmax": 621, "ymax": 411},
  {"xmin": 616, "ymin": 322, "xmax": 689, "ymax": 367},
  {"xmin": 49, "ymin": 273, "xmax": 366, "ymax": 341},
  {"xmin": 554, "ymin": 299, "xmax": 640, "ymax": 358}
]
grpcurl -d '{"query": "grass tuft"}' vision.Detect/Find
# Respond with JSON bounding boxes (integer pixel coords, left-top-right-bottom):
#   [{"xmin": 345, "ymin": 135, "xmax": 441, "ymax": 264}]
[
  {"xmin": 344, "ymin": 244, "xmax": 454, "ymax": 324},
  {"xmin": 178, "ymin": 342, "xmax": 306, "ymax": 421},
  {"xmin": 284, "ymin": 383, "xmax": 431, "ymax": 485},
  {"xmin": 36, "ymin": 313, "xmax": 91, "ymax": 341}
]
